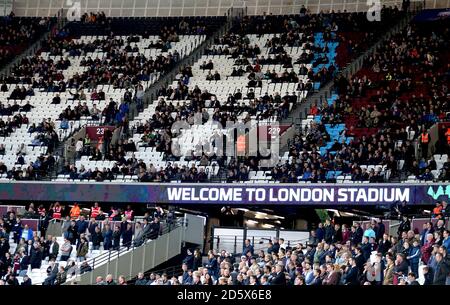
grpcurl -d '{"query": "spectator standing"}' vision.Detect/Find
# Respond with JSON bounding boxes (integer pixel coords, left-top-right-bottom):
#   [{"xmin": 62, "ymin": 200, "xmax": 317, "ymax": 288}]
[
  {"xmin": 102, "ymin": 224, "xmax": 113, "ymax": 250},
  {"xmin": 76, "ymin": 237, "xmax": 89, "ymax": 261}
]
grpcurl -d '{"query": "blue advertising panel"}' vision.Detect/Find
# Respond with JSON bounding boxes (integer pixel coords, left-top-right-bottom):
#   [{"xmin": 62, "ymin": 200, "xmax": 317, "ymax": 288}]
[{"xmin": 0, "ymin": 182, "xmax": 449, "ymax": 205}]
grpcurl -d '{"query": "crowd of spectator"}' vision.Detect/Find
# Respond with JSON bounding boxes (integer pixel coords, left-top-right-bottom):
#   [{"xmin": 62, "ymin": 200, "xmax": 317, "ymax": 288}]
[
  {"xmin": 3, "ymin": 7, "xmax": 447, "ymax": 186},
  {"xmin": 313, "ymin": 19, "xmax": 450, "ymax": 182},
  {"xmin": 182, "ymin": 15, "xmax": 449, "ymax": 184},
  {"xmin": 128, "ymin": 212, "xmax": 449, "ymax": 286},
  {"xmin": 100, "ymin": 7, "xmax": 408, "ymax": 184},
  {"xmin": 0, "ymin": 12, "xmax": 53, "ymax": 68},
  {"xmin": 0, "ymin": 203, "xmax": 171, "ymax": 285},
  {"xmin": 6, "ymin": 48, "xmax": 178, "ymax": 93},
  {"xmin": 77, "ymin": 12, "xmax": 213, "ymax": 37}
]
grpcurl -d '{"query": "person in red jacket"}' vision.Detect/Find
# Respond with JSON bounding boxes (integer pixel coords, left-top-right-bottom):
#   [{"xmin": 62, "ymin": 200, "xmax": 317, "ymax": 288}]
[
  {"xmin": 124, "ymin": 205, "xmax": 134, "ymax": 221},
  {"xmin": 341, "ymin": 224, "xmax": 350, "ymax": 244},
  {"xmin": 421, "ymin": 233, "xmax": 434, "ymax": 264},
  {"xmin": 90, "ymin": 202, "xmax": 101, "ymax": 219},
  {"xmin": 52, "ymin": 202, "xmax": 62, "ymax": 220}
]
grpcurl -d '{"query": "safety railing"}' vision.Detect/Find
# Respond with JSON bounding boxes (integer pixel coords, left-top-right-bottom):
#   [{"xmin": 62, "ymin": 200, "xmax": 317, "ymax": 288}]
[{"xmin": 82, "ymin": 218, "xmax": 185, "ymax": 273}]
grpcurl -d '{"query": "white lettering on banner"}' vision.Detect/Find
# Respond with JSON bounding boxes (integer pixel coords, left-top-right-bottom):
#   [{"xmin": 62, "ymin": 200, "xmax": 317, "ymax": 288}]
[
  {"xmin": 337, "ymin": 188, "xmax": 410, "ymax": 203},
  {"xmin": 166, "ymin": 187, "xmax": 410, "ymax": 203},
  {"xmin": 368, "ymin": 188, "xmax": 379, "ymax": 202},
  {"xmin": 396, "ymin": 188, "xmax": 410, "ymax": 202},
  {"xmin": 356, "ymin": 189, "xmax": 367, "ymax": 202},
  {"xmin": 167, "ymin": 187, "xmax": 183, "ymax": 201},
  {"xmin": 278, "ymin": 189, "xmax": 288, "ymax": 202},
  {"xmin": 324, "ymin": 188, "xmax": 334, "ymax": 202},
  {"xmin": 384, "ymin": 188, "xmax": 394, "ymax": 202},
  {"xmin": 268, "ymin": 188, "xmax": 334, "ymax": 202},
  {"xmin": 168, "ymin": 187, "xmax": 244, "ymax": 202},
  {"xmin": 338, "ymin": 188, "xmax": 348, "ymax": 202},
  {"xmin": 255, "ymin": 188, "xmax": 265, "ymax": 201},
  {"xmin": 182, "ymin": 188, "xmax": 191, "ymax": 201},
  {"xmin": 302, "ymin": 189, "xmax": 311, "ymax": 201},
  {"xmin": 247, "ymin": 188, "xmax": 256, "ymax": 201}
]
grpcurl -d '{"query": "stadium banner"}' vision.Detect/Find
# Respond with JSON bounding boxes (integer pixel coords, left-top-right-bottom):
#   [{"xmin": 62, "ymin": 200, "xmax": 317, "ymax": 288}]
[{"xmin": 0, "ymin": 182, "xmax": 449, "ymax": 205}]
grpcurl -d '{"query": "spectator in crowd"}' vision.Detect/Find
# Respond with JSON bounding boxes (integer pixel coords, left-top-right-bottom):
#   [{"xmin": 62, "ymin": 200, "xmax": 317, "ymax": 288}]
[
  {"xmin": 76, "ymin": 237, "xmax": 89, "ymax": 261},
  {"xmin": 60, "ymin": 238, "xmax": 72, "ymax": 261}
]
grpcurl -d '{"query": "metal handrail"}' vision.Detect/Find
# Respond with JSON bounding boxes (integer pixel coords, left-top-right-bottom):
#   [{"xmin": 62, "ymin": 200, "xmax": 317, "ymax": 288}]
[
  {"xmin": 212, "ymin": 235, "xmax": 310, "ymax": 255},
  {"xmin": 128, "ymin": 264, "xmax": 182, "ymax": 284},
  {"xmin": 85, "ymin": 218, "xmax": 185, "ymax": 273}
]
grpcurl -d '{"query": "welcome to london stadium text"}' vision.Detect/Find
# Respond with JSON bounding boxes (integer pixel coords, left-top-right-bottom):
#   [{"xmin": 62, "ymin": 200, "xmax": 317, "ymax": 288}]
[{"xmin": 166, "ymin": 187, "xmax": 410, "ymax": 204}]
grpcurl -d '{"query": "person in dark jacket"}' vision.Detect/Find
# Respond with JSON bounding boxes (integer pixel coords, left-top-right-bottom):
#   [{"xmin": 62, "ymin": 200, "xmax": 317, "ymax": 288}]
[
  {"xmin": 18, "ymin": 252, "xmax": 30, "ymax": 276},
  {"xmin": 43, "ymin": 260, "xmax": 58, "ymax": 285},
  {"xmin": 406, "ymin": 240, "xmax": 421, "ymax": 277},
  {"xmin": 135, "ymin": 272, "xmax": 148, "ymax": 285},
  {"xmin": 121, "ymin": 223, "xmax": 133, "ymax": 248},
  {"xmin": 193, "ymin": 249, "xmax": 202, "ymax": 271},
  {"xmin": 91, "ymin": 226, "xmax": 103, "ymax": 250},
  {"xmin": 6, "ymin": 274, "xmax": 19, "ymax": 286},
  {"xmin": 393, "ymin": 253, "xmax": 409, "ymax": 282},
  {"xmin": 65, "ymin": 221, "xmax": 78, "ymax": 245},
  {"xmin": 354, "ymin": 247, "xmax": 366, "ymax": 274},
  {"xmin": 422, "ymin": 266, "xmax": 433, "ymax": 285},
  {"xmin": 48, "ymin": 236, "xmax": 59, "ymax": 260},
  {"xmin": 316, "ymin": 223, "xmax": 325, "ymax": 242},
  {"xmin": 269, "ymin": 238, "xmax": 281, "ymax": 254},
  {"xmin": 270, "ymin": 264, "xmax": 286, "ymax": 285},
  {"xmin": 102, "ymin": 224, "xmax": 113, "ymax": 250},
  {"xmin": 76, "ymin": 237, "xmax": 89, "ymax": 261},
  {"xmin": 360, "ymin": 237, "xmax": 372, "ymax": 261},
  {"xmin": 407, "ymin": 272, "xmax": 420, "ymax": 285},
  {"xmin": 88, "ymin": 218, "xmax": 99, "ymax": 237},
  {"xmin": 433, "ymin": 252, "xmax": 449, "ymax": 285},
  {"xmin": 355, "ymin": 223, "xmax": 364, "ymax": 242},
  {"xmin": 148, "ymin": 217, "xmax": 162, "ymax": 240},
  {"xmin": 29, "ymin": 243, "xmax": 43, "ymax": 269},
  {"xmin": 310, "ymin": 268, "xmax": 322, "ymax": 285},
  {"xmin": 242, "ymin": 239, "xmax": 254, "ymax": 256},
  {"xmin": 112, "ymin": 225, "xmax": 121, "ymax": 250},
  {"xmin": 349, "ymin": 226, "xmax": 359, "ymax": 246},
  {"xmin": 376, "ymin": 219, "xmax": 385, "ymax": 242},
  {"xmin": 378, "ymin": 233, "xmax": 392, "ymax": 255},
  {"xmin": 205, "ymin": 251, "xmax": 218, "ymax": 278},
  {"xmin": 79, "ymin": 261, "xmax": 92, "ymax": 274},
  {"xmin": 76, "ymin": 216, "xmax": 88, "ymax": 238},
  {"xmin": 21, "ymin": 275, "xmax": 32, "ymax": 285},
  {"xmin": 331, "ymin": 224, "xmax": 342, "ymax": 244},
  {"xmin": 182, "ymin": 249, "xmax": 194, "ymax": 270},
  {"xmin": 323, "ymin": 220, "xmax": 335, "ymax": 244},
  {"xmin": 119, "ymin": 219, "xmax": 128, "ymax": 236},
  {"xmin": 343, "ymin": 257, "xmax": 359, "ymax": 285},
  {"xmin": 308, "ymin": 230, "xmax": 319, "ymax": 247},
  {"xmin": 420, "ymin": 222, "xmax": 434, "ymax": 246},
  {"xmin": 180, "ymin": 263, "xmax": 189, "ymax": 283},
  {"xmin": 397, "ymin": 216, "xmax": 411, "ymax": 237}
]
